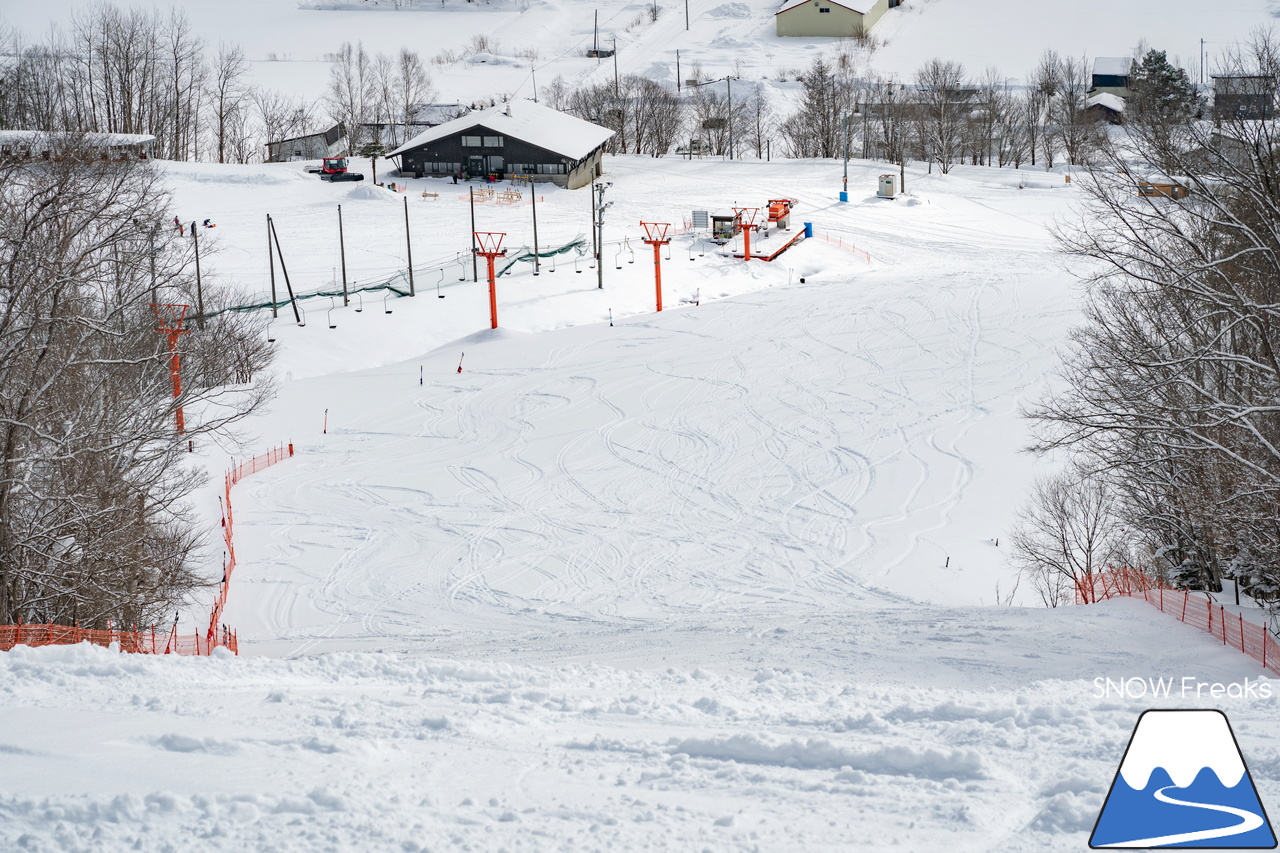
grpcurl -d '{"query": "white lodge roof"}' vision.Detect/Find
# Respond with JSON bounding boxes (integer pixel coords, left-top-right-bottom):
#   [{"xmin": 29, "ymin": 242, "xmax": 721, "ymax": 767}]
[
  {"xmin": 1093, "ymin": 57, "xmax": 1132, "ymax": 77},
  {"xmin": 388, "ymin": 99, "xmax": 615, "ymax": 161},
  {"xmin": 776, "ymin": 0, "xmax": 875, "ymax": 15}
]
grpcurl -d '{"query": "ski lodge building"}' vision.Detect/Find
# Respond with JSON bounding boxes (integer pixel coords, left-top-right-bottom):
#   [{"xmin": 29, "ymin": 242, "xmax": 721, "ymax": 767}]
[
  {"xmin": 774, "ymin": 0, "xmax": 899, "ymax": 38},
  {"xmin": 387, "ymin": 99, "xmax": 614, "ymax": 189},
  {"xmin": 265, "ymin": 123, "xmax": 347, "ymax": 163},
  {"xmin": 0, "ymin": 130, "xmax": 156, "ymax": 161}
]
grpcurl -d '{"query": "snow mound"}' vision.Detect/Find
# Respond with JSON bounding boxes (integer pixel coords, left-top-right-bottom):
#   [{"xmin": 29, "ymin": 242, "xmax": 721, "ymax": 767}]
[
  {"xmin": 668, "ymin": 733, "xmax": 988, "ymax": 780},
  {"xmin": 708, "ymin": 2, "xmax": 751, "ymax": 17},
  {"xmin": 343, "ymin": 184, "xmax": 399, "ymax": 202}
]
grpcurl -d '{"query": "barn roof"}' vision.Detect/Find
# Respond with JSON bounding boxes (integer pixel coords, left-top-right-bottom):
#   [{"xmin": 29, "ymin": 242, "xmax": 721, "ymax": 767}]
[
  {"xmin": 776, "ymin": 0, "xmax": 876, "ymax": 15},
  {"xmin": 388, "ymin": 99, "xmax": 615, "ymax": 161}
]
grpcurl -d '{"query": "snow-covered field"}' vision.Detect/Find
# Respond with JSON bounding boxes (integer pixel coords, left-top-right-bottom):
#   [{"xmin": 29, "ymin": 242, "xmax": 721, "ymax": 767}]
[{"xmin": 5, "ymin": 0, "xmax": 1276, "ymax": 104}]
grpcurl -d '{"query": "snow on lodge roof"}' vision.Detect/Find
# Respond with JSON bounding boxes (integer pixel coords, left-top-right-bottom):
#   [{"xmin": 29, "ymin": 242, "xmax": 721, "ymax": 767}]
[
  {"xmin": 388, "ymin": 100, "xmax": 615, "ymax": 162},
  {"xmin": 1093, "ymin": 57, "xmax": 1132, "ymax": 77},
  {"xmin": 0, "ymin": 130, "xmax": 157, "ymax": 147},
  {"xmin": 776, "ymin": 0, "xmax": 876, "ymax": 15}
]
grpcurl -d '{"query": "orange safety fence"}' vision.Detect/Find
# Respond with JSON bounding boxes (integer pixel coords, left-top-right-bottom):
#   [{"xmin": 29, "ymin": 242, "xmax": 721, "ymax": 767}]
[
  {"xmin": 0, "ymin": 441, "xmax": 292, "ymax": 657},
  {"xmin": 1078, "ymin": 567, "xmax": 1280, "ymax": 676},
  {"xmin": 0, "ymin": 623, "xmax": 234, "ymax": 655},
  {"xmin": 813, "ymin": 231, "xmax": 872, "ymax": 263},
  {"xmin": 209, "ymin": 442, "xmax": 294, "ymax": 644}
]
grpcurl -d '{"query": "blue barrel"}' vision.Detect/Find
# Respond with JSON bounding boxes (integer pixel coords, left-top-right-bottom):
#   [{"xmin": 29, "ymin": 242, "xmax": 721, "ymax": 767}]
[
  {"xmin": 838, "ymin": 191, "xmax": 848, "ymax": 202},
  {"xmin": 803, "ymin": 222, "xmax": 813, "ymax": 238}
]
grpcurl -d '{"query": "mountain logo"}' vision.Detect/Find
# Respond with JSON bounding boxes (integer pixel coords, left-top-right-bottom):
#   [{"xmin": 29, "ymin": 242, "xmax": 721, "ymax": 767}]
[{"xmin": 1090, "ymin": 709, "xmax": 1277, "ymax": 848}]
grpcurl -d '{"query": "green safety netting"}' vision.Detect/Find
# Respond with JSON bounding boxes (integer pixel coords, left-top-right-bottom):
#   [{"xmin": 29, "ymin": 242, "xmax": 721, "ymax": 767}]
[{"xmin": 199, "ymin": 237, "xmax": 589, "ymax": 321}]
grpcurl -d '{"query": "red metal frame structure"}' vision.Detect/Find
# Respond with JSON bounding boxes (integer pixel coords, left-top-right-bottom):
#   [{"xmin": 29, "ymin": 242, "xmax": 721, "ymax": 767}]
[
  {"xmin": 153, "ymin": 304, "xmax": 189, "ymax": 434},
  {"xmin": 474, "ymin": 232, "xmax": 507, "ymax": 329},
  {"xmin": 732, "ymin": 207, "xmax": 760, "ymax": 261},
  {"xmin": 640, "ymin": 221, "xmax": 672, "ymax": 312}
]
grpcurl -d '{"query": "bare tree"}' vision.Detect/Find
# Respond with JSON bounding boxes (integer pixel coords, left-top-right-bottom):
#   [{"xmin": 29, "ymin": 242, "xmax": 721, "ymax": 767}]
[
  {"xmin": 1048, "ymin": 54, "xmax": 1101, "ymax": 166},
  {"xmin": 743, "ymin": 82, "xmax": 776, "ymax": 159},
  {"xmin": 780, "ymin": 57, "xmax": 855, "ymax": 158},
  {"xmin": 254, "ymin": 88, "xmax": 315, "ymax": 160},
  {"xmin": 393, "ymin": 48, "xmax": 434, "ymax": 146},
  {"xmin": 1010, "ymin": 466, "xmax": 1123, "ymax": 606},
  {"xmin": 1029, "ymin": 33, "xmax": 1280, "ymax": 597},
  {"xmin": 326, "ymin": 41, "xmax": 373, "ymax": 155},
  {"xmin": 914, "ymin": 58, "xmax": 968, "ymax": 174},
  {"xmin": 0, "ymin": 145, "xmax": 272, "ymax": 627},
  {"xmin": 209, "ymin": 42, "xmax": 251, "ymax": 164},
  {"xmin": 1026, "ymin": 50, "xmax": 1060, "ymax": 167}
]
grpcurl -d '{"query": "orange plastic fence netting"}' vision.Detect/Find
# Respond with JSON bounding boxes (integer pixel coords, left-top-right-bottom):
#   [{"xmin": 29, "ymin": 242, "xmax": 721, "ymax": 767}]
[
  {"xmin": 1077, "ymin": 567, "xmax": 1280, "ymax": 676},
  {"xmin": 208, "ymin": 442, "xmax": 294, "ymax": 645},
  {"xmin": 0, "ymin": 623, "xmax": 234, "ymax": 655},
  {"xmin": 0, "ymin": 441, "xmax": 292, "ymax": 657}
]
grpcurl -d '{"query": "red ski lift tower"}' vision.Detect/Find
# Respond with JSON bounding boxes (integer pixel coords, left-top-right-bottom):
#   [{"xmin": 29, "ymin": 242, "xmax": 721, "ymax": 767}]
[
  {"xmin": 474, "ymin": 232, "xmax": 507, "ymax": 329},
  {"xmin": 153, "ymin": 304, "xmax": 190, "ymax": 434},
  {"xmin": 640, "ymin": 221, "xmax": 672, "ymax": 312},
  {"xmin": 732, "ymin": 207, "xmax": 760, "ymax": 261}
]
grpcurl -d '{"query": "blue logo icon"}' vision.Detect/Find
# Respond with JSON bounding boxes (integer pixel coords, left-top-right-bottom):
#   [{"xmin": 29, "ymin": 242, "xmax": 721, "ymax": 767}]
[{"xmin": 1091, "ymin": 709, "xmax": 1277, "ymax": 848}]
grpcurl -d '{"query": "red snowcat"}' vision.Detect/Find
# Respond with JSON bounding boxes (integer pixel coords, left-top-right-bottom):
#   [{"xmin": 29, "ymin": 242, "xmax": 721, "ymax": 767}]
[{"xmin": 319, "ymin": 157, "xmax": 364, "ymax": 182}]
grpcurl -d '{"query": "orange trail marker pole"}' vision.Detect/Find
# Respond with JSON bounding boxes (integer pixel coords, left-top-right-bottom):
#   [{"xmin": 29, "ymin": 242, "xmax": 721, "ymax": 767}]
[
  {"xmin": 473, "ymin": 232, "xmax": 507, "ymax": 329},
  {"xmin": 152, "ymin": 304, "xmax": 190, "ymax": 434},
  {"xmin": 640, "ymin": 221, "xmax": 672, "ymax": 312}
]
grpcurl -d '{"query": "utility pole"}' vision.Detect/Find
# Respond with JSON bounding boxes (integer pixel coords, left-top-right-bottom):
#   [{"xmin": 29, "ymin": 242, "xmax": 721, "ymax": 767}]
[
  {"xmin": 613, "ymin": 38, "xmax": 619, "ymax": 97},
  {"xmin": 676, "ymin": 50, "xmax": 681, "ymax": 92},
  {"xmin": 727, "ymin": 76, "xmax": 734, "ymax": 160},
  {"xmin": 594, "ymin": 181, "xmax": 612, "ymax": 290},
  {"xmin": 148, "ymin": 226, "xmax": 157, "ymax": 304},
  {"xmin": 531, "ymin": 182, "xmax": 541, "ymax": 275},
  {"xmin": 685, "ymin": 0, "xmax": 689, "ymax": 29},
  {"xmin": 268, "ymin": 216, "xmax": 302, "ymax": 324},
  {"xmin": 839, "ymin": 112, "xmax": 849, "ymax": 199},
  {"xmin": 338, "ymin": 204, "xmax": 348, "ymax": 306},
  {"xmin": 193, "ymin": 225, "xmax": 205, "ymax": 329},
  {"xmin": 1201, "ymin": 37, "xmax": 1206, "ymax": 86},
  {"xmin": 267, "ymin": 215, "xmax": 277, "ymax": 319},
  {"xmin": 469, "ymin": 187, "xmax": 479, "ymax": 282},
  {"xmin": 531, "ymin": 61, "xmax": 539, "ymax": 102},
  {"xmin": 403, "ymin": 195, "xmax": 415, "ymax": 296}
]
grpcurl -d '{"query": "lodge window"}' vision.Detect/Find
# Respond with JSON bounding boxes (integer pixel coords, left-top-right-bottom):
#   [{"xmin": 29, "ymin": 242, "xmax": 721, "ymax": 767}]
[
  {"xmin": 536, "ymin": 163, "xmax": 565, "ymax": 175},
  {"xmin": 483, "ymin": 135, "xmax": 503, "ymax": 147},
  {"xmin": 819, "ymin": 6, "xmax": 830, "ymax": 11},
  {"xmin": 461, "ymin": 135, "xmax": 482, "ymax": 147}
]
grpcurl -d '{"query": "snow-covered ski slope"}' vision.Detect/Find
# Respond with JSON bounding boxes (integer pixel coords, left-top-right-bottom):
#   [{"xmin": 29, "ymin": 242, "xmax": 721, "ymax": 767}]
[
  {"xmin": 159, "ymin": 155, "xmax": 1072, "ymax": 655},
  {"xmin": 6, "ymin": 155, "xmax": 1280, "ymax": 853},
  {"xmin": 7, "ymin": 0, "xmax": 1277, "ymax": 106}
]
